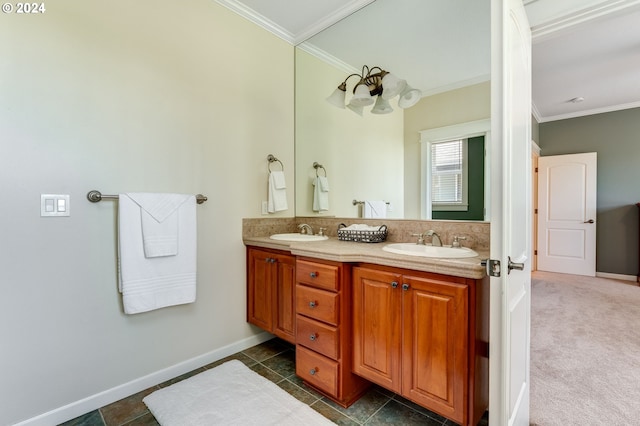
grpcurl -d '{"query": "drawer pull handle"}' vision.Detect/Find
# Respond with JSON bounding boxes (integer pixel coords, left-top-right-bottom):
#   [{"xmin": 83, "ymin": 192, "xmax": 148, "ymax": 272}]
[
  {"xmin": 309, "ymin": 300, "xmax": 317, "ymax": 308},
  {"xmin": 309, "ymin": 333, "xmax": 317, "ymax": 341},
  {"xmin": 391, "ymin": 281, "xmax": 398, "ymax": 288},
  {"xmin": 309, "ymin": 368, "xmax": 317, "ymax": 375},
  {"xmin": 310, "ymin": 272, "xmax": 318, "ymax": 278}
]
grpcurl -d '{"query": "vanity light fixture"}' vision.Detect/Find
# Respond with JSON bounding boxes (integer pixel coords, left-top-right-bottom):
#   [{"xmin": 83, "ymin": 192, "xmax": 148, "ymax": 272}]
[{"xmin": 326, "ymin": 65, "xmax": 422, "ymax": 115}]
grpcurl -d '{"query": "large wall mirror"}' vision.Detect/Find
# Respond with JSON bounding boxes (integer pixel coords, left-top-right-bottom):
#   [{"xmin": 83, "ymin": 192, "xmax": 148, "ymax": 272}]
[{"xmin": 295, "ymin": 0, "xmax": 491, "ymax": 221}]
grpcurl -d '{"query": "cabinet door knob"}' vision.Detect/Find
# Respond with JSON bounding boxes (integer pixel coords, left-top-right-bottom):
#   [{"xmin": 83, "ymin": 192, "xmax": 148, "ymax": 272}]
[
  {"xmin": 402, "ymin": 283, "xmax": 410, "ymax": 291},
  {"xmin": 309, "ymin": 368, "xmax": 317, "ymax": 375},
  {"xmin": 309, "ymin": 333, "xmax": 317, "ymax": 341},
  {"xmin": 309, "ymin": 272, "xmax": 318, "ymax": 278},
  {"xmin": 309, "ymin": 300, "xmax": 317, "ymax": 308},
  {"xmin": 391, "ymin": 281, "xmax": 398, "ymax": 288}
]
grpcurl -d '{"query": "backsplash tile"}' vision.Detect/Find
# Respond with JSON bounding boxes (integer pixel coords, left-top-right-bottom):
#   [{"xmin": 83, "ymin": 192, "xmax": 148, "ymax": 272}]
[{"xmin": 243, "ymin": 217, "xmax": 489, "ymax": 250}]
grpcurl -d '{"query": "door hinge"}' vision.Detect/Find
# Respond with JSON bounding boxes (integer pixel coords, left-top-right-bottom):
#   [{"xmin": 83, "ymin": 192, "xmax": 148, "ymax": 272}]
[
  {"xmin": 535, "ymin": 167, "xmax": 538, "ymax": 172},
  {"xmin": 534, "ymin": 208, "xmax": 538, "ymax": 214},
  {"xmin": 480, "ymin": 259, "xmax": 501, "ymax": 277},
  {"xmin": 534, "ymin": 250, "xmax": 537, "ymax": 255}
]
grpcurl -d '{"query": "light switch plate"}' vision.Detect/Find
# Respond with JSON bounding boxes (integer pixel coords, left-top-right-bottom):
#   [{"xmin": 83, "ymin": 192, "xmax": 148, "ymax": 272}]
[{"xmin": 41, "ymin": 194, "xmax": 70, "ymax": 217}]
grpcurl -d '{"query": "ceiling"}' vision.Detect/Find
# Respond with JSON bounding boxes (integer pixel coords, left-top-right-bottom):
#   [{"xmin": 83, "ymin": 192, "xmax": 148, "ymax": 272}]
[{"xmin": 216, "ymin": 0, "xmax": 640, "ymax": 123}]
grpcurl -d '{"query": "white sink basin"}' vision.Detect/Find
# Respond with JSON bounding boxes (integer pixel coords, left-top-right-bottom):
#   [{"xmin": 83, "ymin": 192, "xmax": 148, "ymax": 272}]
[
  {"xmin": 383, "ymin": 243, "xmax": 478, "ymax": 258},
  {"xmin": 270, "ymin": 233, "xmax": 329, "ymax": 242}
]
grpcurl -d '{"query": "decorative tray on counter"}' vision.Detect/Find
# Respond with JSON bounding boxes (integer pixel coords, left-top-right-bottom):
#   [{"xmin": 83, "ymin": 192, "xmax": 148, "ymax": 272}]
[{"xmin": 337, "ymin": 223, "xmax": 388, "ymax": 243}]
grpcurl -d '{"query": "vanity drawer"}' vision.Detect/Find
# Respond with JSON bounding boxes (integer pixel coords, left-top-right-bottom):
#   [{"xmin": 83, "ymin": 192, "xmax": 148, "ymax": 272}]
[
  {"xmin": 296, "ymin": 345, "xmax": 339, "ymax": 397},
  {"xmin": 296, "ymin": 260, "xmax": 339, "ymax": 291},
  {"xmin": 296, "ymin": 285, "xmax": 339, "ymax": 326},
  {"xmin": 296, "ymin": 315, "xmax": 339, "ymax": 359}
]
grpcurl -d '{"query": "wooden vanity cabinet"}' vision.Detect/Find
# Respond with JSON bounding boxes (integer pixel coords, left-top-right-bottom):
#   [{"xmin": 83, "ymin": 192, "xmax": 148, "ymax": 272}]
[
  {"xmin": 246, "ymin": 247, "xmax": 296, "ymax": 344},
  {"xmin": 295, "ymin": 258, "xmax": 370, "ymax": 407},
  {"xmin": 352, "ymin": 264, "xmax": 488, "ymax": 426}
]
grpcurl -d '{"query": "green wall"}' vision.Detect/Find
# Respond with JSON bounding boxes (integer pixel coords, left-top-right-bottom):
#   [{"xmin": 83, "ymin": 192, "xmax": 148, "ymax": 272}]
[
  {"xmin": 433, "ymin": 136, "xmax": 485, "ymax": 220},
  {"xmin": 539, "ymin": 107, "xmax": 640, "ymax": 276}
]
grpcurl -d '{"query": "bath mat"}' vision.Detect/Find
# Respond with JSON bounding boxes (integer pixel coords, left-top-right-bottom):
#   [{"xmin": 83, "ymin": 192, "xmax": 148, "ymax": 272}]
[{"xmin": 143, "ymin": 359, "xmax": 334, "ymax": 425}]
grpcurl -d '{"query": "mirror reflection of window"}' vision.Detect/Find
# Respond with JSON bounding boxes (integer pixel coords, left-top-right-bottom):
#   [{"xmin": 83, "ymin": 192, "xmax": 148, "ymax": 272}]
[
  {"xmin": 421, "ymin": 120, "xmax": 489, "ymax": 221},
  {"xmin": 431, "ymin": 139, "xmax": 468, "ymax": 211}
]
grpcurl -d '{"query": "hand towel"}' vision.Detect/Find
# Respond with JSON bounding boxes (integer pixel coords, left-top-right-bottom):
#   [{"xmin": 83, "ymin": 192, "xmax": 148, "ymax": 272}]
[
  {"xmin": 312, "ymin": 176, "xmax": 330, "ymax": 212},
  {"xmin": 364, "ymin": 200, "xmax": 387, "ymax": 219},
  {"xmin": 118, "ymin": 193, "xmax": 197, "ymax": 314},
  {"xmin": 268, "ymin": 171, "xmax": 288, "ymax": 213},
  {"xmin": 126, "ymin": 193, "xmax": 191, "ymax": 258}
]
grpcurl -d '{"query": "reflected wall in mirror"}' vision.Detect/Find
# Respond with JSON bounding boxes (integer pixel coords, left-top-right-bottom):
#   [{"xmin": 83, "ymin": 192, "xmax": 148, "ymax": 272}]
[{"xmin": 295, "ymin": 0, "xmax": 491, "ymax": 220}]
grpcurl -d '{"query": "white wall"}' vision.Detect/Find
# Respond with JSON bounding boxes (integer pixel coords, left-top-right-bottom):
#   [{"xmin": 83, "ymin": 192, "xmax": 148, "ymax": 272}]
[{"xmin": 0, "ymin": 1, "xmax": 294, "ymax": 424}]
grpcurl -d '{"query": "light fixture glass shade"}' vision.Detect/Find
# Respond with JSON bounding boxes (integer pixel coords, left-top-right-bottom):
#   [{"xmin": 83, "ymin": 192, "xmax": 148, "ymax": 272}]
[
  {"xmin": 326, "ymin": 86, "xmax": 346, "ymax": 108},
  {"xmin": 381, "ymin": 73, "xmax": 407, "ymax": 100},
  {"xmin": 397, "ymin": 85, "xmax": 422, "ymax": 108},
  {"xmin": 347, "ymin": 103, "xmax": 364, "ymax": 116},
  {"xmin": 349, "ymin": 83, "xmax": 375, "ymax": 107},
  {"xmin": 370, "ymin": 95, "xmax": 394, "ymax": 114}
]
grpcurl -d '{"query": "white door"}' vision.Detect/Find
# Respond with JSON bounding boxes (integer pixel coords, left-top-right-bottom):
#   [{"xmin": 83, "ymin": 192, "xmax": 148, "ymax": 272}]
[
  {"xmin": 537, "ymin": 153, "xmax": 597, "ymax": 276},
  {"xmin": 490, "ymin": 0, "xmax": 531, "ymax": 425}
]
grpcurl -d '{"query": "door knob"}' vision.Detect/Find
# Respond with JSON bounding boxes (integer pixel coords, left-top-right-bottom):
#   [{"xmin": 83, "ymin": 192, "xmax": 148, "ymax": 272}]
[
  {"xmin": 508, "ymin": 256, "xmax": 525, "ymax": 274},
  {"xmin": 583, "ymin": 219, "xmax": 594, "ymax": 223}
]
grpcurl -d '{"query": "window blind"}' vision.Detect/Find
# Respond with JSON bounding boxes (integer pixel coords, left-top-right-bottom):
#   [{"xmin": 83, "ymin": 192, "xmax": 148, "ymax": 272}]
[{"xmin": 431, "ymin": 139, "xmax": 464, "ymax": 204}]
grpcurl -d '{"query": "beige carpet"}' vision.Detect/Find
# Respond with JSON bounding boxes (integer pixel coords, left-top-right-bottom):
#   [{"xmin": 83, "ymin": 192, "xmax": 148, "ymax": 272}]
[{"xmin": 530, "ymin": 271, "xmax": 640, "ymax": 425}]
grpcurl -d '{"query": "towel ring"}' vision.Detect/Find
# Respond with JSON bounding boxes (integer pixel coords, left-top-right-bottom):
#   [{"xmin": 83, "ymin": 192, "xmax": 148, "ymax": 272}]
[
  {"xmin": 267, "ymin": 154, "xmax": 284, "ymax": 172},
  {"xmin": 313, "ymin": 162, "xmax": 327, "ymax": 177}
]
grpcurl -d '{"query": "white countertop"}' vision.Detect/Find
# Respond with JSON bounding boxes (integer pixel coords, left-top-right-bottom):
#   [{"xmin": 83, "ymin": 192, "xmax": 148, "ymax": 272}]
[{"xmin": 243, "ymin": 236, "xmax": 487, "ymax": 280}]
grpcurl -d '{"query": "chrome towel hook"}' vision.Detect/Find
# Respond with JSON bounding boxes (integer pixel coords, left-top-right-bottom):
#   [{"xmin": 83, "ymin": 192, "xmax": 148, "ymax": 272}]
[
  {"xmin": 313, "ymin": 162, "xmax": 327, "ymax": 177},
  {"xmin": 267, "ymin": 154, "xmax": 284, "ymax": 172}
]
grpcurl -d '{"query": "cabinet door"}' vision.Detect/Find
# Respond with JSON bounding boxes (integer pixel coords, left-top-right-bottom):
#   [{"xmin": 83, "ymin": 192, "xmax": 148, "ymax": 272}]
[
  {"xmin": 247, "ymin": 248, "xmax": 275, "ymax": 331},
  {"xmin": 401, "ymin": 275, "xmax": 468, "ymax": 424},
  {"xmin": 352, "ymin": 266, "xmax": 402, "ymax": 393},
  {"xmin": 273, "ymin": 253, "xmax": 296, "ymax": 344}
]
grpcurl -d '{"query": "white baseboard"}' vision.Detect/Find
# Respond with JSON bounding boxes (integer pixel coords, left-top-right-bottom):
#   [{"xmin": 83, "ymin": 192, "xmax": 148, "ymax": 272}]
[
  {"xmin": 15, "ymin": 332, "xmax": 274, "ymax": 426},
  {"xmin": 596, "ymin": 271, "xmax": 638, "ymax": 282}
]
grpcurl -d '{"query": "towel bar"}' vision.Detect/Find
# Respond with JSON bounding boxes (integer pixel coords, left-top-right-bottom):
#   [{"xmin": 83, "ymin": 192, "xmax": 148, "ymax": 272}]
[
  {"xmin": 353, "ymin": 199, "xmax": 389, "ymax": 206},
  {"xmin": 87, "ymin": 190, "xmax": 208, "ymax": 205}
]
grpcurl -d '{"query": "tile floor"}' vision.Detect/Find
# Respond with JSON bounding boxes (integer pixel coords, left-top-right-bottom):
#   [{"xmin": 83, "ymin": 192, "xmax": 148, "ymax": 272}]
[{"xmin": 61, "ymin": 338, "xmax": 488, "ymax": 426}]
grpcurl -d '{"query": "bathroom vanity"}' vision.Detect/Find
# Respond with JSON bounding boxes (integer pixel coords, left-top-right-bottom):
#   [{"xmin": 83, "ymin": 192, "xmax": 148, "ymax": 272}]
[{"xmin": 244, "ymin": 219, "xmax": 489, "ymax": 426}]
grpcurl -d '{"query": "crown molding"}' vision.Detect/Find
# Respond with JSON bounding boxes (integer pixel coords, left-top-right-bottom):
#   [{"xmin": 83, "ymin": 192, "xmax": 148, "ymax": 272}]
[
  {"xmin": 537, "ymin": 100, "xmax": 640, "ymax": 123},
  {"xmin": 531, "ymin": 0, "xmax": 640, "ymax": 42},
  {"xmin": 296, "ymin": 42, "xmax": 358, "ymax": 75},
  {"xmin": 215, "ymin": 0, "xmax": 374, "ymax": 45},
  {"xmin": 215, "ymin": 0, "xmax": 295, "ymax": 43},
  {"xmin": 291, "ymin": 0, "xmax": 375, "ymax": 45}
]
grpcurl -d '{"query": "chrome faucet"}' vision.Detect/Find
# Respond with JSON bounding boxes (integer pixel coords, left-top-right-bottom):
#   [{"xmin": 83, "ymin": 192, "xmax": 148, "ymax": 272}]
[
  {"xmin": 411, "ymin": 230, "xmax": 442, "ymax": 246},
  {"xmin": 298, "ymin": 223, "xmax": 314, "ymax": 235},
  {"xmin": 425, "ymin": 230, "xmax": 442, "ymax": 247},
  {"xmin": 451, "ymin": 235, "xmax": 467, "ymax": 248}
]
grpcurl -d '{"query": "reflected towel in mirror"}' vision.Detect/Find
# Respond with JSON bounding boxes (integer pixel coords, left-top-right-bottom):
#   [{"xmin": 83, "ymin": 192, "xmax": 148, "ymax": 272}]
[
  {"xmin": 313, "ymin": 176, "xmax": 329, "ymax": 211},
  {"xmin": 364, "ymin": 200, "xmax": 387, "ymax": 219}
]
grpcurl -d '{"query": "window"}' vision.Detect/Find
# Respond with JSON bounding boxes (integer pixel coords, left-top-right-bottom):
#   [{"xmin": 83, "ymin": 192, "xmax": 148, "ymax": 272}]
[
  {"xmin": 419, "ymin": 119, "xmax": 490, "ymax": 220},
  {"xmin": 431, "ymin": 139, "xmax": 468, "ymax": 210}
]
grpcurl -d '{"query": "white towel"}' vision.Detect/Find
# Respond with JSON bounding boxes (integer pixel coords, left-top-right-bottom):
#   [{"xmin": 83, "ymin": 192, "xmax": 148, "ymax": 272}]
[
  {"xmin": 364, "ymin": 200, "xmax": 387, "ymax": 219},
  {"xmin": 268, "ymin": 171, "xmax": 288, "ymax": 213},
  {"xmin": 312, "ymin": 176, "xmax": 329, "ymax": 212},
  {"xmin": 127, "ymin": 193, "xmax": 191, "ymax": 258},
  {"xmin": 118, "ymin": 193, "xmax": 197, "ymax": 314}
]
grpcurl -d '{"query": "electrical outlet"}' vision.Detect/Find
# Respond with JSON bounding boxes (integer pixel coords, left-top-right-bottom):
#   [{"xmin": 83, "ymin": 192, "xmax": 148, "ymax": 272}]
[{"xmin": 261, "ymin": 201, "xmax": 269, "ymax": 215}]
